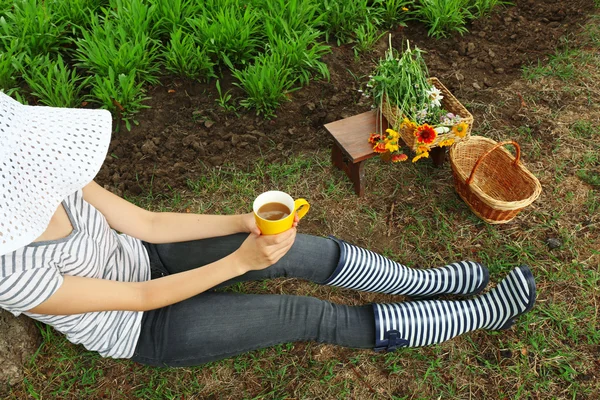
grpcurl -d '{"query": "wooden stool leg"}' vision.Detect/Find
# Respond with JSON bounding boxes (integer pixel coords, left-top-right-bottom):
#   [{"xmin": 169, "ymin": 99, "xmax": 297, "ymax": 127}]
[
  {"xmin": 331, "ymin": 143, "xmax": 366, "ymax": 196},
  {"xmin": 430, "ymin": 147, "xmax": 446, "ymax": 167},
  {"xmin": 348, "ymin": 161, "xmax": 366, "ymax": 196},
  {"xmin": 331, "ymin": 142, "xmax": 345, "ymax": 171}
]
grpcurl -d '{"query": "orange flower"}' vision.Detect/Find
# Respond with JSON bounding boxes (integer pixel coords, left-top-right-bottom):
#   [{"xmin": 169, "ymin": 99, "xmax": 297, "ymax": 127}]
[
  {"xmin": 368, "ymin": 133, "xmax": 382, "ymax": 144},
  {"xmin": 391, "ymin": 153, "xmax": 408, "ymax": 162},
  {"xmin": 373, "ymin": 141, "xmax": 387, "ymax": 153},
  {"xmin": 414, "ymin": 124, "xmax": 437, "ymax": 144},
  {"xmin": 452, "ymin": 122, "xmax": 468, "ymax": 138}
]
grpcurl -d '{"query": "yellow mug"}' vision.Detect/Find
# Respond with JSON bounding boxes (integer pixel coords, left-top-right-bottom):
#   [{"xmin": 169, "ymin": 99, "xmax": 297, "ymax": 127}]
[{"xmin": 253, "ymin": 191, "xmax": 310, "ymax": 235}]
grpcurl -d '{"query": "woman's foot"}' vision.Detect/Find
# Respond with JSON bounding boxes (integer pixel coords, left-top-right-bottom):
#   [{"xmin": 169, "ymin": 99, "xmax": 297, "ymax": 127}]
[{"xmin": 372, "ymin": 265, "xmax": 536, "ymax": 350}]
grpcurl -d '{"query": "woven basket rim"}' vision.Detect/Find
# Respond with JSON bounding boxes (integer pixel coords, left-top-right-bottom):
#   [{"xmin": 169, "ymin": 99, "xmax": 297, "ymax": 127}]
[
  {"xmin": 381, "ymin": 77, "xmax": 475, "ymax": 125},
  {"xmin": 428, "ymin": 77, "xmax": 474, "ymax": 122},
  {"xmin": 449, "ymin": 136, "xmax": 542, "ymax": 210}
]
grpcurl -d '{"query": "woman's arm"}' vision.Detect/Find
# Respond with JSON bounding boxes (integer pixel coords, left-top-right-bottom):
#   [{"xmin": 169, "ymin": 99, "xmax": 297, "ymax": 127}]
[
  {"xmin": 82, "ymin": 181, "xmax": 259, "ymax": 243},
  {"xmin": 28, "ymin": 227, "xmax": 297, "ymax": 315}
]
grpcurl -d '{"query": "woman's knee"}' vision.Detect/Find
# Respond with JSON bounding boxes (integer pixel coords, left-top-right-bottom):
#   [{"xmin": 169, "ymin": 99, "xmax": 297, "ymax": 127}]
[{"xmin": 274, "ymin": 234, "xmax": 340, "ymax": 282}]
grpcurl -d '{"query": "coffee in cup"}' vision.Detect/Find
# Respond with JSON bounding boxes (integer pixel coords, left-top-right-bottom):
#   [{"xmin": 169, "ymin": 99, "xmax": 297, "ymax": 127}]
[
  {"xmin": 253, "ymin": 191, "xmax": 310, "ymax": 235},
  {"xmin": 257, "ymin": 202, "xmax": 291, "ymax": 221}
]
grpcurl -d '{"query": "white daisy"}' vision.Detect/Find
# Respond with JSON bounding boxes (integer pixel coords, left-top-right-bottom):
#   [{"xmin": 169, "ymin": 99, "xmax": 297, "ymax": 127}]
[{"xmin": 426, "ymin": 86, "xmax": 444, "ymax": 108}]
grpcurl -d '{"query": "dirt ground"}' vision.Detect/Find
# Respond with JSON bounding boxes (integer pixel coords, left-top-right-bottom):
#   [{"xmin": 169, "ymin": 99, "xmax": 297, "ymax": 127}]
[{"xmin": 96, "ymin": 0, "xmax": 596, "ymax": 198}]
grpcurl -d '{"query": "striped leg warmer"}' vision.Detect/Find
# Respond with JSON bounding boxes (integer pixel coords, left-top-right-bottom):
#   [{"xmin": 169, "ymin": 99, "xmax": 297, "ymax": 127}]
[
  {"xmin": 323, "ymin": 237, "xmax": 489, "ymax": 298},
  {"xmin": 373, "ymin": 265, "xmax": 536, "ymax": 351}
]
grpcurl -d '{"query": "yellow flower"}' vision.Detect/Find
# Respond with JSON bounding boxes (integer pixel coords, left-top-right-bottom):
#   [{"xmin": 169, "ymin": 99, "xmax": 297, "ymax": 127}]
[
  {"xmin": 452, "ymin": 122, "xmax": 468, "ymax": 138},
  {"xmin": 412, "ymin": 152, "xmax": 429, "ymax": 163},
  {"xmin": 385, "ymin": 140, "xmax": 399, "ymax": 153},
  {"xmin": 416, "ymin": 145, "xmax": 430, "ymax": 154},
  {"xmin": 386, "ymin": 128, "xmax": 400, "ymax": 140},
  {"xmin": 439, "ymin": 138, "xmax": 455, "ymax": 147},
  {"xmin": 402, "ymin": 7, "xmax": 409, "ymax": 11},
  {"xmin": 400, "ymin": 118, "xmax": 416, "ymax": 131}
]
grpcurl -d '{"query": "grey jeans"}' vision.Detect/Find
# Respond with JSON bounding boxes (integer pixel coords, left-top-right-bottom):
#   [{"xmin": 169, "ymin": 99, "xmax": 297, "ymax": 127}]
[{"xmin": 131, "ymin": 233, "xmax": 375, "ymax": 367}]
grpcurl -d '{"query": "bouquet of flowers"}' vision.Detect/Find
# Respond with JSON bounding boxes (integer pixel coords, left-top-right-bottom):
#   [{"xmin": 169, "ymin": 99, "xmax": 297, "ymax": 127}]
[{"xmin": 366, "ymin": 37, "xmax": 472, "ymax": 163}]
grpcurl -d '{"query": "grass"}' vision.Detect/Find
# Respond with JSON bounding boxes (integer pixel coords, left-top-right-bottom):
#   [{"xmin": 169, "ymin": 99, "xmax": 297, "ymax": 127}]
[
  {"xmin": 9, "ymin": 113, "xmax": 600, "ymax": 398},
  {"xmin": 522, "ymin": 35, "xmax": 600, "ymax": 82}
]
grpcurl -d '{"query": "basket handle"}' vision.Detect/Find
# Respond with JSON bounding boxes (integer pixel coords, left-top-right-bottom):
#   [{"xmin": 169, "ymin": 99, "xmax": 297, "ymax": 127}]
[{"xmin": 466, "ymin": 141, "xmax": 521, "ymax": 185}]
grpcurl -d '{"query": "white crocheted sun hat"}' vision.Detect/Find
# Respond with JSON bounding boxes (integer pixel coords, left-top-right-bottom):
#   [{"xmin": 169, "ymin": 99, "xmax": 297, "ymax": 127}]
[{"xmin": 0, "ymin": 92, "xmax": 112, "ymax": 256}]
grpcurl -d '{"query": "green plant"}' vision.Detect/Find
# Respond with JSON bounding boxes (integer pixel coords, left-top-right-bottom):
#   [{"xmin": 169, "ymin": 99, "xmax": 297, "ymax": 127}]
[
  {"xmin": 51, "ymin": 0, "xmax": 104, "ymax": 31},
  {"xmin": 107, "ymin": 0, "xmax": 159, "ymax": 39},
  {"xmin": 415, "ymin": 0, "xmax": 473, "ymax": 38},
  {"xmin": 74, "ymin": 11, "xmax": 162, "ymax": 85},
  {"xmin": 318, "ymin": 0, "xmax": 372, "ymax": 44},
  {"xmin": 0, "ymin": 38, "xmax": 24, "ymax": 91},
  {"xmin": 0, "ymin": 0, "xmax": 68, "ymax": 57},
  {"xmin": 232, "ymin": 52, "xmax": 297, "ymax": 118},
  {"xmin": 0, "ymin": 0, "xmax": 13, "ymax": 17},
  {"xmin": 469, "ymin": 0, "xmax": 512, "ymax": 18},
  {"xmin": 215, "ymin": 80, "xmax": 237, "ymax": 112},
  {"xmin": 22, "ymin": 54, "xmax": 90, "ymax": 107},
  {"xmin": 189, "ymin": 3, "xmax": 261, "ymax": 67},
  {"xmin": 257, "ymin": 0, "xmax": 323, "ymax": 36},
  {"xmin": 90, "ymin": 67, "xmax": 149, "ymax": 130},
  {"xmin": 266, "ymin": 27, "xmax": 330, "ymax": 85},
  {"xmin": 373, "ymin": 0, "xmax": 411, "ymax": 29},
  {"xmin": 164, "ymin": 28, "xmax": 215, "ymax": 80},
  {"xmin": 148, "ymin": 0, "xmax": 201, "ymax": 37},
  {"xmin": 353, "ymin": 18, "xmax": 386, "ymax": 56},
  {"xmin": 367, "ymin": 38, "xmax": 432, "ymax": 121}
]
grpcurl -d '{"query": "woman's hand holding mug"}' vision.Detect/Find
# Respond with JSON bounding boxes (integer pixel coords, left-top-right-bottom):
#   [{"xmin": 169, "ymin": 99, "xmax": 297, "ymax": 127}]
[{"xmin": 235, "ymin": 191, "xmax": 309, "ymax": 272}]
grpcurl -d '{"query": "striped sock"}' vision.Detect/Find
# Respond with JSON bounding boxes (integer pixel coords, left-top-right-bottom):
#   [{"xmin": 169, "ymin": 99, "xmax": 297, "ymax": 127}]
[
  {"xmin": 372, "ymin": 265, "xmax": 536, "ymax": 350},
  {"xmin": 324, "ymin": 238, "xmax": 489, "ymax": 297}
]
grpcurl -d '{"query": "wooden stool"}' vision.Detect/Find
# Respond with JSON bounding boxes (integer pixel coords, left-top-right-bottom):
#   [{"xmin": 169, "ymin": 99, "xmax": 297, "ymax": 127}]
[{"xmin": 324, "ymin": 110, "xmax": 388, "ymax": 196}]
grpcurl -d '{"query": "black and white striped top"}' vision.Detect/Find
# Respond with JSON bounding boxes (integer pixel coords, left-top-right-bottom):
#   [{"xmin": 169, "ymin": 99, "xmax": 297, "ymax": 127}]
[{"xmin": 0, "ymin": 190, "xmax": 150, "ymax": 359}]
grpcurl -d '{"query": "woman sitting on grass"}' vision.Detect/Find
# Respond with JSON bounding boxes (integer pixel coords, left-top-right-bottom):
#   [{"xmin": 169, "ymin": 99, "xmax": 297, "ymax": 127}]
[{"xmin": 0, "ymin": 92, "xmax": 536, "ymax": 366}]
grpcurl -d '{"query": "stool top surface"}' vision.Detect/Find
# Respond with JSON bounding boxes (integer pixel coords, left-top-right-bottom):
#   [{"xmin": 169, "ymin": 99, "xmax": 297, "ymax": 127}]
[{"xmin": 324, "ymin": 110, "xmax": 389, "ymax": 163}]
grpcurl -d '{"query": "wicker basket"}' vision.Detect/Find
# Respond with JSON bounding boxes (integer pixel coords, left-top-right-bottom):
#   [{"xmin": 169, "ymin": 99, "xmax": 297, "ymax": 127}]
[
  {"xmin": 381, "ymin": 77, "xmax": 474, "ymax": 151},
  {"xmin": 449, "ymin": 136, "xmax": 542, "ymax": 224}
]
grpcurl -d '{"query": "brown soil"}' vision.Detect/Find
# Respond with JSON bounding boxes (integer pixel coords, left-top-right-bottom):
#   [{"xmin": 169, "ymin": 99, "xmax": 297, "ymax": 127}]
[{"xmin": 96, "ymin": 0, "xmax": 596, "ymax": 197}]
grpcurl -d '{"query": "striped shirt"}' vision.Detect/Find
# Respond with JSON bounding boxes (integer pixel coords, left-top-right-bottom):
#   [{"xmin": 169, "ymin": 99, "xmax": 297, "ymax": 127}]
[{"xmin": 0, "ymin": 190, "xmax": 151, "ymax": 359}]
